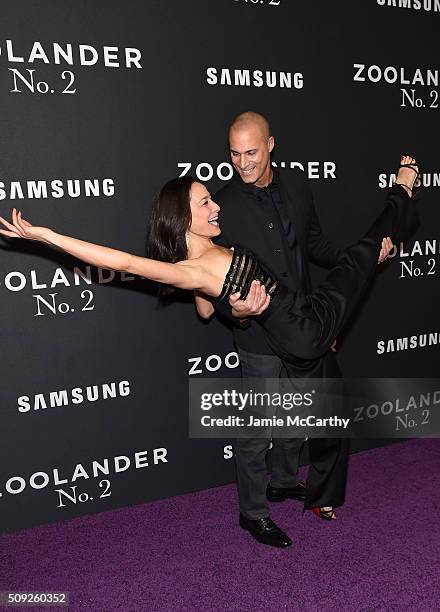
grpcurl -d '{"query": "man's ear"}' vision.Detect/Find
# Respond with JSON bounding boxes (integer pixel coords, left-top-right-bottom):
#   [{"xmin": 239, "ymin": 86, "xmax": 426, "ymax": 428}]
[{"xmin": 268, "ymin": 136, "xmax": 275, "ymax": 153}]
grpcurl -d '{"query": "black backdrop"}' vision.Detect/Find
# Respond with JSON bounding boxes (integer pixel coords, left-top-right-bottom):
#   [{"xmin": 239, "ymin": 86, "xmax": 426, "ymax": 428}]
[{"xmin": 1, "ymin": 0, "xmax": 439, "ymax": 533}]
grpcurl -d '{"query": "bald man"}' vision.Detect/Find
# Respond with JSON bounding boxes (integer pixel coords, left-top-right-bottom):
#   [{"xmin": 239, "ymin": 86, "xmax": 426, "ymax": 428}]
[{"xmin": 211, "ymin": 112, "xmax": 391, "ymax": 548}]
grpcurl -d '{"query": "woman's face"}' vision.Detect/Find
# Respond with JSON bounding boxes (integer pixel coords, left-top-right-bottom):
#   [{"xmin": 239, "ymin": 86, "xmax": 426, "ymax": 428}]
[{"xmin": 188, "ymin": 182, "xmax": 221, "ymax": 239}]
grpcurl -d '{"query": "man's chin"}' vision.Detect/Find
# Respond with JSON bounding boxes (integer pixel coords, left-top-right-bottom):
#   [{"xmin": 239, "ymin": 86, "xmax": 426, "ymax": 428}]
[{"xmin": 239, "ymin": 172, "xmax": 258, "ymax": 184}]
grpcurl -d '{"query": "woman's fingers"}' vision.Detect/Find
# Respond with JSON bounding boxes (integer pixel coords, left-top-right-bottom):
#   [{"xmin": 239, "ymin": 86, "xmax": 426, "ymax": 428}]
[
  {"xmin": 16, "ymin": 210, "xmax": 26, "ymax": 231},
  {"xmin": 0, "ymin": 215, "xmax": 17, "ymax": 233},
  {"xmin": 0, "ymin": 212, "xmax": 21, "ymax": 238},
  {"xmin": 16, "ymin": 210, "xmax": 28, "ymax": 234},
  {"xmin": 0, "ymin": 228, "xmax": 20, "ymax": 238},
  {"xmin": 12, "ymin": 208, "xmax": 22, "ymax": 233},
  {"xmin": 12, "ymin": 208, "xmax": 27, "ymax": 237},
  {"xmin": 0, "ymin": 209, "xmax": 33, "ymax": 239}
]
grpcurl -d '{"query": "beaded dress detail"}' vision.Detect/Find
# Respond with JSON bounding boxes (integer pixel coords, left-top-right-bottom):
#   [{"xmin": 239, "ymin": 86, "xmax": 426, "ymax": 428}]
[{"xmin": 217, "ymin": 247, "xmax": 278, "ymax": 303}]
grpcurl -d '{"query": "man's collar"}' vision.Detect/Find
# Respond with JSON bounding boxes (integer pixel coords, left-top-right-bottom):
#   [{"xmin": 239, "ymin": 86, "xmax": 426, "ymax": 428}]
[
  {"xmin": 232, "ymin": 168, "xmax": 280, "ymax": 196},
  {"xmin": 270, "ymin": 168, "xmax": 279, "ymax": 187}
]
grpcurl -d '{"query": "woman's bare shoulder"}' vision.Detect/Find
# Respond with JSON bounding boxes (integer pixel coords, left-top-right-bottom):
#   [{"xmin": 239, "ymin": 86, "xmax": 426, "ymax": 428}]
[{"xmin": 178, "ymin": 246, "xmax": 232, "ymax": 280}]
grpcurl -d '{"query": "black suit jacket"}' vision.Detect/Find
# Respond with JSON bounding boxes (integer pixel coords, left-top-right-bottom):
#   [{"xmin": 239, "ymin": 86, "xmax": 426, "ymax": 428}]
[{"xmin": 214, "ymin": 168, "xmax": 342, "ymax": 354}]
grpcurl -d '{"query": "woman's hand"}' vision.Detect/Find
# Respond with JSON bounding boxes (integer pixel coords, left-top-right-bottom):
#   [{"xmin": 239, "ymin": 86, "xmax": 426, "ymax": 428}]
[{"xmin": 0, "ymin": 208, "xmax": 52, "ymax": 243}]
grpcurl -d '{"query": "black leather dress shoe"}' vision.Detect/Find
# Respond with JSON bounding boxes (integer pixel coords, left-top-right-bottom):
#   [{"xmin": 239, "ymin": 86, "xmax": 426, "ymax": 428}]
[
  {"xmin": 266, "ymin": 481, "xmax": 306, "ymax": 502},
  {"xmin": 239, "ymin": 514, "xmax": 292, "ymax": 548}
]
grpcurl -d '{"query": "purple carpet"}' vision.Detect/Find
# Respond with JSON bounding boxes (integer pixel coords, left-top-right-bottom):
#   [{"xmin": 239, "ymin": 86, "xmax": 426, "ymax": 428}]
[{"xmin": 0, "ymin": 439, "xmax": 439, "ymax": 612}]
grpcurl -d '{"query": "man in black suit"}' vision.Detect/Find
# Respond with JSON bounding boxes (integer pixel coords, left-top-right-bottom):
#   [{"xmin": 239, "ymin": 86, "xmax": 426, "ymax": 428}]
[{"xmin": 212, "ymin": 111, "xmax": 392, "ymax": 548}]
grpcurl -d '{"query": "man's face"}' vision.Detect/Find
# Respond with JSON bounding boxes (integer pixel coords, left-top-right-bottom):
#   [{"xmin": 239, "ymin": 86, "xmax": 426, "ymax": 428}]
[{"xmin": 229, "ymin": 125, "xmax": 274, "ymax": 187}]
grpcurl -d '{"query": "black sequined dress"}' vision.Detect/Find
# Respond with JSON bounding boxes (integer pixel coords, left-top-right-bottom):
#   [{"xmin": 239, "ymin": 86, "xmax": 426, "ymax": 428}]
[{"xmin": 217, "ymin": 247, "xmax": 278, "ymax": 303}]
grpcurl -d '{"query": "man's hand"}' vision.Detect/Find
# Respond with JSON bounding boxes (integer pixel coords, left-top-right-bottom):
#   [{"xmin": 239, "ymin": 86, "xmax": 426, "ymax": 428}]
[
  {"xmin": 378, "ymin": 236, "xmax": 394, "ymax": 264},
  {"xmin": 229, "ymin": 280, "xmax": 271, "ymax": 319}
]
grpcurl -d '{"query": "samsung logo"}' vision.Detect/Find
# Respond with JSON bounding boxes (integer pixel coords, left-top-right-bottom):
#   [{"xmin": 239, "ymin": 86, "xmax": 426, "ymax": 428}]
[
  {"xmin": 377, "ymin": 332, "xmax": 440, "ymax": 354},
  {"xmin": 0, "ymin": 177, "xmax": 115, "ymax": 200},
  {"xmin": 379, "ymin": 172, "xmax": 440, "ymax": 188},
  {"xmin": 17, "ymin": 380, "xmax": 131, "ymax": 413},
  {"xmin": 206, "ymin": 67, "xmax": 303, "ymax": 89},
  {"xmin": 377, "ymin": 0, "xmax": 440, "ymax": 12}
]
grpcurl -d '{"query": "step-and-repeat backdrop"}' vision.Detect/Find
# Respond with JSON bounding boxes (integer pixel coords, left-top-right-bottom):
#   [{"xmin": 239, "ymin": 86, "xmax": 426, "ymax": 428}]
[{"xmin": 1, "ymin": 0, "xmax": 438, "ymax": 532}]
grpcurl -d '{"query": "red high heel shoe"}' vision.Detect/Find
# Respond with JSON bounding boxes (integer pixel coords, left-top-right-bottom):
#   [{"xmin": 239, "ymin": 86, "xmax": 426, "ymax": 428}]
[{"xmin": 310, "ymin": 507, "xmax": 336, "ymax": 521}]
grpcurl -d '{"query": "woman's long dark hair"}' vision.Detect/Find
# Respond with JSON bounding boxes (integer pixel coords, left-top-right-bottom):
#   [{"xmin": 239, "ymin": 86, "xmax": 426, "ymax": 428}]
[{"xmin": 147, "ymin": 175, "xmax": 195, "ymax": 296}]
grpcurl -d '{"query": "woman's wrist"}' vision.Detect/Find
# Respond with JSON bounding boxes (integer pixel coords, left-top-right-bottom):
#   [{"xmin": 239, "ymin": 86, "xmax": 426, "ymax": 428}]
[{"xmin": 42, "ymin": 228, "xmax": 59, "ymax": 245}]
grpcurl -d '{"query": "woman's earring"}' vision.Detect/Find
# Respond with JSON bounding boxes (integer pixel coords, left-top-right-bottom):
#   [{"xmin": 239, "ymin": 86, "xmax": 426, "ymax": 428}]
[{"xmin": 185, "ymin": 231, "xmax": 190, "ymax": 248}]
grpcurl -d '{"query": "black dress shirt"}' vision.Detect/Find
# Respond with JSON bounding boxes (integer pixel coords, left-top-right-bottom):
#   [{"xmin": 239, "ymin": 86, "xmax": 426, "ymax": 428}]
[{"xmin": 257, "ymin": 172, "xmax": 304, "ymax": 284}]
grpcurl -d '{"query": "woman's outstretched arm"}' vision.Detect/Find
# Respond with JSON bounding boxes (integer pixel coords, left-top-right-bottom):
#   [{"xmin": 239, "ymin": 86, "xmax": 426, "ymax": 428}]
[{"xmin": 0, "ymin": 208, "xmax": 203, "ymax": 291}]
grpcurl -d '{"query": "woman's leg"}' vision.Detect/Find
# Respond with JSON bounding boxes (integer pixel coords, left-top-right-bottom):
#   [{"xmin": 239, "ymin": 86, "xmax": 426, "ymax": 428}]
[
  {"xmin": 258, "ymin": 182, "xmax": 419, "ymax": 364},
  {"xmin": 282, "ymin": 352, "xmax": 347, "ymax": 517},
  {"xmin": 259, "ymin": 164, "xmax": 419, "ymax": 515},
  {"xmin": 305, "ymin": 438, "xmax": 349, "ymax": 512}
]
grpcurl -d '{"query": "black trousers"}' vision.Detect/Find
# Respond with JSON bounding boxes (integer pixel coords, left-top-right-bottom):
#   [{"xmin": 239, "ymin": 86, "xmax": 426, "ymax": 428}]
[{"xmin": 236, "ymin": 348, "xmax": 348, "ymax": 520}]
